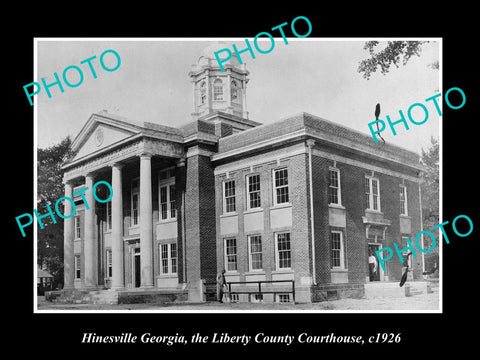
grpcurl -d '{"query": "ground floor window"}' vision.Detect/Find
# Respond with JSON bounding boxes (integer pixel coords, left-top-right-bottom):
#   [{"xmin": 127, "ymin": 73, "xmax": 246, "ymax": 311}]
[
  {"xmin": 277, "ymin": 294, "xmax": 291, "ymax": 303},
  {"xmin": 224, "ymin": 238, "xmax": 238, "ymax": 272},
  {"xmin": 74, "ymin": 255, "xmax": 81, "ymax": 279},
  {"xmin": 248, "ymin": 235, "xmax": 263, "ymax": 271},
  {"xmin": 160, "ymin": 243, "xmax": 177, "ymax": 275},
  {"xmin": 330, "ymin": 231, "xmax": 345, "ymax": 269},
  {"xmin": 250, "ymin": 294, "xmax": 263, "ymax": 303},
  {"xmin": 275, "ymin": 232, "xmax": 291, "ymax": 269},
  {"xmin": 106, "ymin": 249, "xmax": 112, "ymax": 278}
]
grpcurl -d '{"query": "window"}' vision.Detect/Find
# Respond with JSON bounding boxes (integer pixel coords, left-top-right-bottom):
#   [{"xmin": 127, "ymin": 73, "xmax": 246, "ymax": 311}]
[
  {"xmin": 231, "ymin": 80, "xmax": 238, "ymax": 102},
  {"xmin": 105, "ymin": 202, "xmax": 112, "ymax": 231},
  {"xmin": 400, "ymin": 184, "xmax": 408, "ymax": 215},
  {"xmin": 213, "ymin": 79, "xmax": 223, "ymax": 101},
  {"xmin": 330, "ymin": 231, "xmax": 345, "ymax": 269},
  {"xmin": 273, "ymin": 168, "xmax": 289, "ymax": 205},
  {"xmin": 365, "ymin": 176, "xmax": 380, "ymax": 211},
  {"xmin": 159, "ymin": 184, "xmax": 176, "ymax": 220},
  {"xmin": 224, "ymin": 238, "xmax": 238, "ymax": 271},
  {"xmin": 248, "ymin": 235, "xmax": 263, "ymax": 271},
  {"xmin": 277, "ymin": 294, "xmax": 291, "ymax": 303},
  {"xmin": 106, "ymin": 249, "xmax": 112, "ymax": 278},
  {"xmin": 328, "ymin": 168, "xmax": 341, "ymax": 205},
  {"xmin": 74, "ymin": 216, "xmax": 81, "ymax": 239},
  {"xmin": 131, "ymin": 179, "xmax": 139, "ymax": 226},
  {"xmin": 251, "ymin": 294, "xmax": 263, "ymax": 303},
  {"xmin": 200, "ymin": 81, "xmax": 206, "ymax": 104},
  {"xmin": 160, "ymin": 243, "xmax": 178, "ymax": 275},
  {"xmin": 223, "ymin": 180, "xmax": 236, "ymax": 213},
  {"xmin": 170, "ymin": 186, "xmax": 176, "ymax": 218},
  {"xmin": 276, "ymin": 232, "xmax": 291, "ymax": 269},
  {"xmin": 74, "ymin": 255, "xmax": 81, "ymax": 279},
  {"xmin": 247, "ymin": 174, "xmax": 261, "ymax": 209}
]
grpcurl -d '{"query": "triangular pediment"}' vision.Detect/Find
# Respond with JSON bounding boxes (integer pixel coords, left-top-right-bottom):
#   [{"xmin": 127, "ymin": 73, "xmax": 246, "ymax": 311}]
[{"xmin": 69, "ymin": 112, "xmax": 143, "ymax": 162}]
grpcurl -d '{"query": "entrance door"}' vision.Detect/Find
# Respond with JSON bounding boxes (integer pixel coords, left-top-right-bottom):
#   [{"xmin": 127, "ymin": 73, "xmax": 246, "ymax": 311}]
[
  {"xmin": 368, "ymin": 244, "xmax": 381, "ymax": 281},
  {"xmin": 134, "ymin": 248, "xmax": 141, "ymax": 288}
]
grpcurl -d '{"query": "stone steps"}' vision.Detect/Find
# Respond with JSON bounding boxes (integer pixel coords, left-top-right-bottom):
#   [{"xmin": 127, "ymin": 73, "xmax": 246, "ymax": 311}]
[{"xmin": 87, "ymin": 290, "xmax": 119, "ymax": 304}]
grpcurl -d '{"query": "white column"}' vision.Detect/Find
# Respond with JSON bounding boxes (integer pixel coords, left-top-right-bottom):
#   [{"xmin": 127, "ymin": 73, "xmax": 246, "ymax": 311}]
[
  {"xmin": 191, "ymin": 80, "xmax": 197, "ymax": 115},
  {"xmin": 111, "ymin": 163, "xmax": 124, "ymax": 289},
  {"xmin": 140, "ymin": 154, "xmax": 154, "ymax": 288},
  {"xmin": 206, "ymin": 70, "xmax": 211, "ymax": 113},
  {"xmin": 83, "ymin": 173, "xmax": 97, "ymax": 288},
  {"xmin": 63, "ymin": 181, "xmax": 75, "ymax": 289},
  {"xmin": 227, "ymin": 72, "xmax": 232, "ymax": 110},
  {"xmin": 242, "ymin": 79, "xmax": 248, "ymax": 118}
]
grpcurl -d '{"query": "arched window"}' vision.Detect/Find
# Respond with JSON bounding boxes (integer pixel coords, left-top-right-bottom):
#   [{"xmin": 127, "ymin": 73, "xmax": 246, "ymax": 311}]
[
  {"xmin": 213, "ymin": 79, "xmax": 223, "ymax": 101},
  {"xmin": 231, "ymin": 80, "xmax": 238, "ymax": 102},
  {"xmin": 200, "ymin": 81, "xmax": 206, "ymax": 104}
]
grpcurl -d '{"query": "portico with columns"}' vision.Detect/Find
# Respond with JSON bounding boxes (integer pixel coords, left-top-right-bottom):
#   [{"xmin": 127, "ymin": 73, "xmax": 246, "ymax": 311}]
[
  {"xmin": 62, "ymin": 112, "xmax": 186, "ymax": 291},
  {"xmin": 60, "ymin": 45, "xmax": 260, "ymax": 296}
]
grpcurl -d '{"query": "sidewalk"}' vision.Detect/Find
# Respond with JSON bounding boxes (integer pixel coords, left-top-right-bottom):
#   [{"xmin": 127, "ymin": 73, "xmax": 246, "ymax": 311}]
[{"xmin": 37, "ymin": 290, "xmax": 439, "ymax": 311}]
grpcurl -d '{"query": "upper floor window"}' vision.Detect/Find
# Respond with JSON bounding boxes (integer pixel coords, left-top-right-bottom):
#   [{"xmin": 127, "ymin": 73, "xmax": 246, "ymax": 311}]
[
  {"xmin": 213, "ymin": 79, "xmax": 223, "ymax": 101},
  {"xmin": 158, "ymin": 168, "xmax": 176, "ymax": 221},
  {"xmin": 365, "ymin": 176, "xmax": 380, "ymax": 211},
  {"xmin": 74, "ymin": 216, "xmax": 81, "ymax": 239},
  {"xmin": 223, "ymin": 180, "xmax": 236, "ymax": 213},
  {"xmin": 131, "ymin": 178, "xmax": 139, "ymax": 226},
  {"xmin": 399, "ymin": 184, "xmax": 408, "ymax": 216},
  {"xmin": 273, "ymin": 168, "xmax": 289, "ymax": 205},
  {"xmin": 160, "ymin": 184, "xmax": 176, "ymax": 220},
  {"xmin": 328, "ymin": 168, "xmax": 341, "ymax": 205},
  {"xmin": 246, "ymin": 174, "xmax": 261, "ymax": 209}
]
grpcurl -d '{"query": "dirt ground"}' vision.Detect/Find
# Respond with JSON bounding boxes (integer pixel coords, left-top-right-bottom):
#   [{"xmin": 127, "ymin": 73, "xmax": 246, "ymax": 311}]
[{"xmin": 36, "ymin": 290, "xmax": 439, "ymax": 312}]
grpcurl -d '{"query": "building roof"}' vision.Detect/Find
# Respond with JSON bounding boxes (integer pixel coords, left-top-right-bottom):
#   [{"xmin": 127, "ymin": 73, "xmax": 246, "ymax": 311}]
[{"xmin": 215, "ymin": 112, "xmax": 421, "ymax": 170}]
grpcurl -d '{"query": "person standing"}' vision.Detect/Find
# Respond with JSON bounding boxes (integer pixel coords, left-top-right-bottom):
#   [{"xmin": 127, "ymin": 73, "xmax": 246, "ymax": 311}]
[
  {"xmin": 399, "ymin": 251, "xmax": 413, "ymax": 287},
  {"xmin": 216, "ymin": 269, "xmax": 227, "ymax": 303},
  {"xmin": 368, "ymin": 252, "xmax": 378, "ymax": 281}
]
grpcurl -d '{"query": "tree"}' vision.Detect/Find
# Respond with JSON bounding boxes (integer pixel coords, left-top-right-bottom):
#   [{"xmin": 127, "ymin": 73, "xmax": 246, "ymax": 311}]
[
  {"xmin": 420, "ymin": 136, "xmax": 439, "ymax": 272},
  {"xmin": 358, "ymin": 41, "xmax": 426, "ymax": 79},
  {"xmin": 37, "ymin": 136, "xmax": 74, "ymax": 289}
]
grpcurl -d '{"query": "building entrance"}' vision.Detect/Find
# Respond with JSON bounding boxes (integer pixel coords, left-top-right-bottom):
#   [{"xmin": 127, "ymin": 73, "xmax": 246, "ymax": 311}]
[
  {"xmin": 134, "ymin": 248, "xmax": 141, "ymax": 288},
  {"xmin": 368, "ymin": 244, "xmax": 381, "ymax": 281}
]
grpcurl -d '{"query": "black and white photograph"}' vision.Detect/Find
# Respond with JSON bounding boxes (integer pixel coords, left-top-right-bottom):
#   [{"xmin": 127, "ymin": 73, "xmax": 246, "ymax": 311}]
[
  {"xmin": 7, "ymin": 7, "xmax": 478, "ymax": 355},
  {"xmin": 33, "ymin": 38, "xmax": 441, "ymax": 313}
]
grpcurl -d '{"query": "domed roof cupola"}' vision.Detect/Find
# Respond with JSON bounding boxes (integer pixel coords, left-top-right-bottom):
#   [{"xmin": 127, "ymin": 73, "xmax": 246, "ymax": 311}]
[{"xmin": 188, "ymin": 42, "xmax": 250, "ymax": 119}]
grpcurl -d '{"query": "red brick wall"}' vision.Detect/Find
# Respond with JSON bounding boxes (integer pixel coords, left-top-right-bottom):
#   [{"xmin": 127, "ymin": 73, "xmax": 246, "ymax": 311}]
[
  {"xmin": 185, "ymin": 151, "xmax": 217, "ymax": 284},
  {"xmin": 310, "ymin": 149, "xmax": 422, "ymax": 284},
  {"xmin": 214, "ymin": 148, "xmax": 312, "ymax": 298}
]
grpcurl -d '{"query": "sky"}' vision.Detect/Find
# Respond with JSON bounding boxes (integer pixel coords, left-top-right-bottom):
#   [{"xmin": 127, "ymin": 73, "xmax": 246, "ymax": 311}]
[{"xmin": 35, "ymin": 38, "xmax": 440, "ymax": 154}]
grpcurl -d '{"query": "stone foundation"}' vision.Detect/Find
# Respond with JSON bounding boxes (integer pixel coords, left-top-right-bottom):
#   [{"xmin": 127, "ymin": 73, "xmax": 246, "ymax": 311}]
[{"xmin": 311, "ymin": 283, "xmax": 364, "ymax": 302}]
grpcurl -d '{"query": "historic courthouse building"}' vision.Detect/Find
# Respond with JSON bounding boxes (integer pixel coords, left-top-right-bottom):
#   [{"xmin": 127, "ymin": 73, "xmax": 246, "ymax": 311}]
[{"xmin": 61, "ymin": 45, "xmax": 424, "ymax": 303}]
